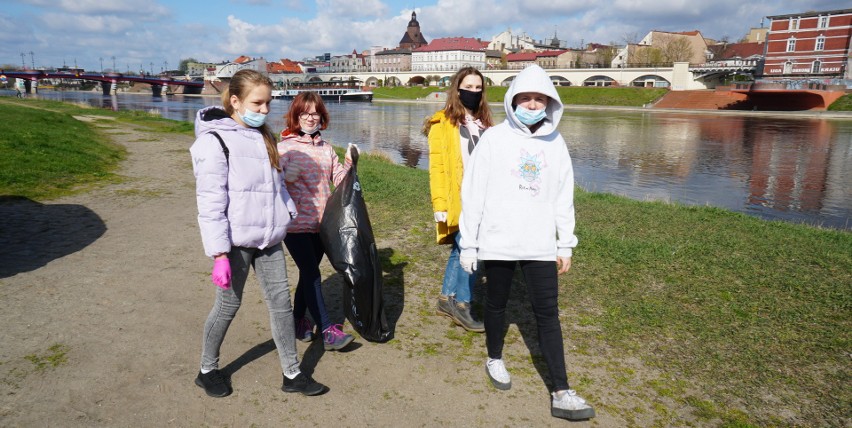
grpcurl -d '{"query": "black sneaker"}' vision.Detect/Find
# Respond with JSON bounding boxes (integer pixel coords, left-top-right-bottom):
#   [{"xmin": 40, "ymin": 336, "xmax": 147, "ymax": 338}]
[
  {"xmin": 281, "ymin": 372, "xmax": 327, "ymax": 396},
  {"xmin": 195, "ymin": 370, "xmax": 232, "ymax": 397}
]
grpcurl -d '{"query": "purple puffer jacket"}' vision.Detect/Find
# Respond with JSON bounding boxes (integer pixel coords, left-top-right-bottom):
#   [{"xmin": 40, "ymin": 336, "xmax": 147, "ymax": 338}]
[{"xmin": 190, "ymin": 106, "xmax": 297, "ymax": 258}]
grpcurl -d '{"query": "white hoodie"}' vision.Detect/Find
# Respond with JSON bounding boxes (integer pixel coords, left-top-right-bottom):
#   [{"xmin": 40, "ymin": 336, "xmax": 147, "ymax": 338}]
[{"xmin": 459, "ymin": 65, "xmax": 577, "ymax": 261}]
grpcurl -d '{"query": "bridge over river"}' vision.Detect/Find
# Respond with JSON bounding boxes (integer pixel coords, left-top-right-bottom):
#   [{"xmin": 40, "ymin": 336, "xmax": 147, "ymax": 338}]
[
  {"xmin": 271, "ymin": 62, "xmax": 709, "ymax": 90},
  {"xmin": 1, "ymin": 70, "xmax": 203, "ymax": 96}
]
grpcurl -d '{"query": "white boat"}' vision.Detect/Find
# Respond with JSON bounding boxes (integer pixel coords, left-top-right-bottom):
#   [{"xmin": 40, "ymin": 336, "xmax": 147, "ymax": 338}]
[{"xmin": 272, "ymin": 84, "xmax": 373, "ymax": 102}]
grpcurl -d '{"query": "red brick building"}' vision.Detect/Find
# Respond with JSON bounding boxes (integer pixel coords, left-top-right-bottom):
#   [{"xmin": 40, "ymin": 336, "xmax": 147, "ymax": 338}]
[{"xmin": 763, "ymin": 8, "xmax": 852, "ymax": 79}]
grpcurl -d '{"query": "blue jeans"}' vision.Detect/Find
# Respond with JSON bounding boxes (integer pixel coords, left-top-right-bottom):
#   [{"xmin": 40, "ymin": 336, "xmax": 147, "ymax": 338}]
[
  {"xmin": 441, "ymin": 232, "xmax": 477, "ymax": 304},
  {"xmin": 200, "ymin": 244, "xmax": 301, "ymax": 376},
  {"xmin": 284, "ymin": 233, "xmax": 332, "ymax": 332}
]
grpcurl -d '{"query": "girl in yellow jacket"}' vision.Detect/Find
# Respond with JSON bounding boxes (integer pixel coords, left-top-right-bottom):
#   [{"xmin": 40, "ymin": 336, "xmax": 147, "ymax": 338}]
[{"xmin": 423, "ymin": 67, "xmax": 493, "ymax": 332}]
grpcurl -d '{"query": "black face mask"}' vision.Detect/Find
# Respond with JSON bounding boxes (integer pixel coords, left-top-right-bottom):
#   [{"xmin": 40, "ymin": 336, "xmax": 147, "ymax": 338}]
[{"xmin": 458, "ymin": 89, "xmax": 482, "ymax": 112}]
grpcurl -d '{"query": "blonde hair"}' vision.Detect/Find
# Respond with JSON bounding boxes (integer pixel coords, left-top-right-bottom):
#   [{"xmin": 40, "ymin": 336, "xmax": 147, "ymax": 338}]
[{"xmin": 221, "ymin": 69, "xmax": 280, "ymax": 172}]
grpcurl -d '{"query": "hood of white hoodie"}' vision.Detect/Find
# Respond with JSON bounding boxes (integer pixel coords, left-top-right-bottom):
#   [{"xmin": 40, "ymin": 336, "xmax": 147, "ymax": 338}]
[{"xmin": 503, "ymin": 64, "xmax": 564, "ymax": 137}]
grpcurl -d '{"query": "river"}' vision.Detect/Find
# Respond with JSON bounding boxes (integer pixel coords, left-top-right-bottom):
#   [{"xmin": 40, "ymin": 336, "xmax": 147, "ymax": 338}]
[{"xmin": 6, "ymin": 90, "xmax": 851, "ymax": 230}]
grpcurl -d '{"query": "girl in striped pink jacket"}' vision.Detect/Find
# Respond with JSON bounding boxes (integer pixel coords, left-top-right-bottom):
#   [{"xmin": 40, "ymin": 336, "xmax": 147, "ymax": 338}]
[{"xmin": 278, "ymin": 91, "xmax": 357, "ymax": 351}]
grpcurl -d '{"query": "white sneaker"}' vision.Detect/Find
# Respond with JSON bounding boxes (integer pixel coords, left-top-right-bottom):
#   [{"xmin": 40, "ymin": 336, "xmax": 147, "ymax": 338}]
[
  {"xmin": 485, "ymin": 359, "xmax": 511, "ymax": 390},
  {"xmin": 551, "ymin": 389, "xmax": 595, "ymax": 420}
]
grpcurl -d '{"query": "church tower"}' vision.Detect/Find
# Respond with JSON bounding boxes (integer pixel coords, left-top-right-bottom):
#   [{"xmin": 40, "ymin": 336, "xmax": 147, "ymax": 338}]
[{"xmin": 398, "ymin": 11, "xmax": 428, "ymax": 50}]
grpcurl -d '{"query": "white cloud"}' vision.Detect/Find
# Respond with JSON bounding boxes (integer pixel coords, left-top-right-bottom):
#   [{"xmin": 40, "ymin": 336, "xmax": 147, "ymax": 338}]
[
  {"xmin": 21, "ymin": 0, "xmax": 169, "ymax": 16},
  {"xmin": 317, "ymin": 0, "xmax": 388, "ymax": 18},
  {"xmin": 40, "ymin": 12, "xmax": 135, "ymax": 33}
]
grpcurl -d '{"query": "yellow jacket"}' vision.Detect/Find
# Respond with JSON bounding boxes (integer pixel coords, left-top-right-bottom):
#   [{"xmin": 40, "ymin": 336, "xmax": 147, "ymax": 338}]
[{"xmin": 427, "ymin": 110, "xmax": 464, "ymax": 245}]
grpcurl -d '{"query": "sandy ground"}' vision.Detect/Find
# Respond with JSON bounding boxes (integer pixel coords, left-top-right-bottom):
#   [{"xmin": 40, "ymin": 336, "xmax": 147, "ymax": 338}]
[{"xmin": 0, "ymin": 116, "xmax": 645, "ymax": 427}]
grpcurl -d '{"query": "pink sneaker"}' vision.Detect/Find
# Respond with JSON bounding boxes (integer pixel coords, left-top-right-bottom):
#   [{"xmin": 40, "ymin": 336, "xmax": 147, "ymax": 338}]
[
  {"xmin": 295, "ymin": 317, "xmax": 314, "ymax": 342},
  {"xmin": 322, "ymin": 324, "xmax": 354, "ymax": 351}
]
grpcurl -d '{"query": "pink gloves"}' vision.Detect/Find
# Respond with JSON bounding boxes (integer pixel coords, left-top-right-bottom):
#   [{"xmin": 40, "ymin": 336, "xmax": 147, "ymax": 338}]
[{"xmin": 211, "ymin": 258, "xmax": 231, "ymax": 290}]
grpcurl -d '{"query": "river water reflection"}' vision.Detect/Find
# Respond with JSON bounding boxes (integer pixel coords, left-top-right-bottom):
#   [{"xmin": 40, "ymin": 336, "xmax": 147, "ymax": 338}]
[{"xmin": 10, "ymin": 90, "xmax": 851, "ymax": 230}]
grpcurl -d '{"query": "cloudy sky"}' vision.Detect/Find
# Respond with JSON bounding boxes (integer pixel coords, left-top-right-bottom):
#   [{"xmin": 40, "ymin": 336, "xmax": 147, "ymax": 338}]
[{"xmin": 1, "ymin": 1, "xmax": 848, "ymax": 73}]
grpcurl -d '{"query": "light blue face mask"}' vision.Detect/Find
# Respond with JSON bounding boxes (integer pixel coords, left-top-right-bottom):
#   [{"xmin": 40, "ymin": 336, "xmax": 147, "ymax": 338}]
[
  {"xmin": 514, "ymin": 105, "xmax": 547, "ymax": 126},
  {"xmin": 239, "ymin": 108, "xmax": 267, "ymax": 127}
]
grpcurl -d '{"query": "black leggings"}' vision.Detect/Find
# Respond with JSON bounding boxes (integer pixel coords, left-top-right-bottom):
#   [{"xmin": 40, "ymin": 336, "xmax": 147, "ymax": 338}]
[
  {"xmin": 483, "ymin": 260, "xmax": 569, "ymax": 392},
  {"xmin": 283, "ymin": 232, "xmax": 331, "ymax": 331}
]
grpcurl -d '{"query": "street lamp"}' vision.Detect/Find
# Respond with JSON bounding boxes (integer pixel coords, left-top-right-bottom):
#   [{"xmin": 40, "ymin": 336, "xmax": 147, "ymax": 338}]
[
  {"xmin": 100, "ymin": 57, "xmax": 104, "ymax": 73},
  {"xmin": 112, "ymin": 56, "xmax": 116, "ymax": 73}
]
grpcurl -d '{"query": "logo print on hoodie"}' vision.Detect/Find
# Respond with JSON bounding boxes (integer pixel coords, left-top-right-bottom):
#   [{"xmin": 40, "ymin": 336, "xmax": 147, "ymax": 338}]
[{"xmin": 512, "ymin": 149, "xmax": 546, "ymax": 196}]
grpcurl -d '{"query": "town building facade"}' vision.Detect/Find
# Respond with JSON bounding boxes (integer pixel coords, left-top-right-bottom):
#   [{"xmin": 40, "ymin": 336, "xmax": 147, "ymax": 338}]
[
  {"xmin": 613, "ymin": 30, "xmax": 709, "ymax": 68},
  {"xmin": 763, "ymin": 8, "xmax": 852, "ymax": 79},
  {"xmin": 330, "ymin": 50, "xmax": 369, "ymax": 73},
  {"xmin": 411, "ymin": 37, "xmax": 487, "ymax": 72},
  {"xmin": 373, "ymin": 48, "xmax": 412, "ymax": 72}
]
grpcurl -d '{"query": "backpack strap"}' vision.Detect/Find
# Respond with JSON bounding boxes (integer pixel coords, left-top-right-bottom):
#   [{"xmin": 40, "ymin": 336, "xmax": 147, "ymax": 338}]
[{"xmin": 210, "ymin": 131, "xmax": 229, "ymax": 164}]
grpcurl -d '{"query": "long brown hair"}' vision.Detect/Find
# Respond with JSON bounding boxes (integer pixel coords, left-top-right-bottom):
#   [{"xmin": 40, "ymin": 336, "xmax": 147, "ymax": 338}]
[
  {"xmin": 443, "ymin": 67, "xmax": 493, "ymax": 128},
  {"xmin": 282, "ymin": 91, "xmax": 330, "ymax": 136},
  {"xmin": 221, "ymin": 69, "xmax": 280, "ymax": 171}
]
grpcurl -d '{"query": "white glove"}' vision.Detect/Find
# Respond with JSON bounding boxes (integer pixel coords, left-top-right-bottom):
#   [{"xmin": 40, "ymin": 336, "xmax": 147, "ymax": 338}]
[
  {"xmin": 284, "ymin": 163, "xmax": 301, "ymax": 183},
  {"xmin": 345, "ymin": 143, "xmax": 359, "ymax": 162},
  {"xmin": 433, "ymin": 211, "xmax": 447, "ymax": 223},
  {"xmin": 460, "ymin": 256, "xmax": 477, "ymax": 274}
]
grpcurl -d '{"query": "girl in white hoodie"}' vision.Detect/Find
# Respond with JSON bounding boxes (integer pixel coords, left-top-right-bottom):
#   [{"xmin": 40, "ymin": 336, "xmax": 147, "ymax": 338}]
[{"xmin": 458, "ymin": 65, "xmax": 595, "ymax": 421}]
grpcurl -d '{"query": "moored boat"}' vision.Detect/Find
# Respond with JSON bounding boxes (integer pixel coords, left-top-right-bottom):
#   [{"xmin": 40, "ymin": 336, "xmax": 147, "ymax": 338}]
[{"xmin": 272, "ymin": 85, "xmax": 372, "ymax": 102}]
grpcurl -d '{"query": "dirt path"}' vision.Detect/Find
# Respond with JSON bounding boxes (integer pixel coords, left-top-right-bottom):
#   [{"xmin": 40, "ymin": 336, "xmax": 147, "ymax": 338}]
[{"xmin": 0, "ymin": 116, "xmax": 623, "ymax": 426}]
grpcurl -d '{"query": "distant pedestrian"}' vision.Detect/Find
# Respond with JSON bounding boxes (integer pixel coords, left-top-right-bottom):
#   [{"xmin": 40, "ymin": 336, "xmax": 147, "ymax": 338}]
[
  {"xmin": 278, "ymin": 91, "xmax": 357, "ymax": 351},
  {"xmin": 423, "ymin": 67, "xmax": 493, "ymax": 332},
  {"xmin": 459, "ymin": 64, "xmax": 595, "ymax": 421},
  {"xmin": 189, "ymin": 69, "xmax": 326, "ymax": 398}
]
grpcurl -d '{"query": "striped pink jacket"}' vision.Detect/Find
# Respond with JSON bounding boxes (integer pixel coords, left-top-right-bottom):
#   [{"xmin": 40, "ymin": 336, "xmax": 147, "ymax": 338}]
[{"xmin": 278, "ymin": 131, "xmax": 351, "ymax": 233}]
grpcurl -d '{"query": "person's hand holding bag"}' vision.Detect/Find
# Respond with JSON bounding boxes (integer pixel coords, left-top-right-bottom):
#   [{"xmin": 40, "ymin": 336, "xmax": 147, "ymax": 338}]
[
  {"xmin": 211, "ymin": 257, "xmax": 231, "ymax": 290},
  {"xmin": 345, "ymin": 143, "xmax": 359, "ymax": 163}
]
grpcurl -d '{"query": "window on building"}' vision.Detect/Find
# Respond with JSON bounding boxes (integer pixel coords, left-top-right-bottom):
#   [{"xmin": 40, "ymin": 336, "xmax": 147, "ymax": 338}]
[
  {"xmin": 786, "ymin": 38, "xmax": 796, "ymax": 52},
  {"xmin": 792, "ymin": 17, "xmax": 800, "ymax": 30},
  {"xmin": 818, "ymin": 16, "xmax": 828, "ymax": 29},
  {"xmin": 816, "ymin": 36, "xmax": 825, "ymax": 51},
  {"xmin": 812, "ymin": 60, "xmax": 821, "ymax": 73}
]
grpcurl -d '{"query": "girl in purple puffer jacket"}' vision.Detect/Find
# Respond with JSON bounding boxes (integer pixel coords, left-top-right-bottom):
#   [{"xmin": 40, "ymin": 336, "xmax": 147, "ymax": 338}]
[{"xmin": 189, "ymin": 69, "xmax": 326, "ymax": 398}]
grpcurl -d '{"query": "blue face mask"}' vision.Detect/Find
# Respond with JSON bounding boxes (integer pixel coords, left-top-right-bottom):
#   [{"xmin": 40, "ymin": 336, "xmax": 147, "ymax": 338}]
[
  {"xmin": 239, "ymin": 108, "xmax": 267, "ymax": 127},
  {"xmin": 514, "ymin": 105, "xmax": 547, "ymax": 126}
]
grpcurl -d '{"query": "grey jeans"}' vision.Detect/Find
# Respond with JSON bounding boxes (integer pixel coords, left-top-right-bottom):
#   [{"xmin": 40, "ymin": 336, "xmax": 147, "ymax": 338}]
[{"xmin": 200, "ymin": 243, "xmax": 300, "ymax": 376}]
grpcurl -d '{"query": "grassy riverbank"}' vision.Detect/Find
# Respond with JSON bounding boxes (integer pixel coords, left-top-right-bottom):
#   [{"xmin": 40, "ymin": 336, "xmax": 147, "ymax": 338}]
[
  {"xmin": 0, "ymin": 98, "xmax": 192, "ymax": 200},
  {"xmin": 374, "ymin": 86, "xmax": 668, "ymax": 107},
  {"xmin": 828, "ymin": 93, "xmax": 852, "ymax": 111},
  {"xmin": 2, "ymin": 97, "xmax": 850, "ymax": 426}
]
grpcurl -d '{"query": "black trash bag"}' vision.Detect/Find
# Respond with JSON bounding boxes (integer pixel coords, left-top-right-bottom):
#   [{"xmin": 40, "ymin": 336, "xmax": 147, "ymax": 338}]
[{"xmin": 319, "ymin": 149, "xmax": 392, "ymax": 342}]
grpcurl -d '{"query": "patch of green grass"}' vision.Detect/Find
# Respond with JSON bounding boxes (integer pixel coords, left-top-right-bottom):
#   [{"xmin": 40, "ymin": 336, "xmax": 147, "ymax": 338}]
[
  {"xmin": 24, "ymin": 344, "xmax": 69, "ymax": 371},
  {"xmin": 0, "ymin": 101, "xmax": 125, "ymax": 200},
  {"xmin": 373, "ymin": 86, "xmax": 445, "ymax": 100},
  {"xmin": 827, "ymin": 93, "xmax": 852, "ymax": 111},
  {"xmin": 374, "ymin": 85, "xmax": 667, "ymax": 107}
]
